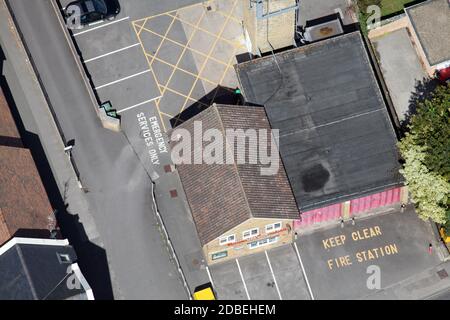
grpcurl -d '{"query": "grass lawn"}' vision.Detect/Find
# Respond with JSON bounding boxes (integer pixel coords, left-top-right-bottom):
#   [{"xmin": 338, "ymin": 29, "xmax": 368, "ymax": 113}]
[{"xmin": 380, "ymin": 0, "xmax": 415, "ymax": 16}]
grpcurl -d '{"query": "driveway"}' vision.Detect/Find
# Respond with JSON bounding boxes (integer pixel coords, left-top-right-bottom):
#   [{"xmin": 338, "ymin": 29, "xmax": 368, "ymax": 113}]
[
  {"xmin": 371, "ymin": 28, "xmax": 427, "ymax": 123},
  {"xmin": 296, "ymin": 208, "xmax": 441, "ymax": 299}
]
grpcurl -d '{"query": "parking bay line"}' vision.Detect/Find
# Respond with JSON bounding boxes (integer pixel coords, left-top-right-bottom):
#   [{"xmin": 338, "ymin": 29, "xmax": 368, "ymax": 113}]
[
  {"xmin": 265, "ymin": 250, "xmax": 282, "ymax": 300},
  {"xmin": 95, "ymin": 69, "xmax": 152, "ymax": 90},
  {"xmin": 205, "ymin": 265, "xmax": 214, "ymax": 288},
  {"xmin": 235, "ymin": 259, "xmax": 251, "ymax": 300},
  {"xmin": 84, "ymin": 43, "xmax": 140, "ymax": 63},
  {"xmin": 73, "ymin": 16, "xmax": 130, "ymax": 36},
  {"xmin": 293, "ymin": 242, "xmax": 315, "ymax": 300},
  {"xmin": 116, "ymin": 96, "xmax": 161, "ymax": 114}
]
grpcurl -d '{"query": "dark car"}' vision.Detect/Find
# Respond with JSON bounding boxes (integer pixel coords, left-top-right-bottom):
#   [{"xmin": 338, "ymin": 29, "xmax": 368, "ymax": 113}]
[{"xmin": 65, "ymin": 0, "xmax": 120, "ymax": 28}]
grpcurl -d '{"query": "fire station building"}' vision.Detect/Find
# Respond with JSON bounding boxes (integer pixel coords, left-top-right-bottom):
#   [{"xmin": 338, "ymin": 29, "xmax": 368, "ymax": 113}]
[
  {"xmin": 236, "ymin": 32, "xmax": 407, "ymax": 231},
  {"xmin": 171, "ymin": 104, "xmax": 299, "ymax": 264}
]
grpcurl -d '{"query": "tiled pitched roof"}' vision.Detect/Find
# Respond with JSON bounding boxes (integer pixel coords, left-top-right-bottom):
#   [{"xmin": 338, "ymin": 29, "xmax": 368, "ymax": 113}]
[
  {"xmin": 171, "ymin": 104, "xmax": 299, "ymax": 245},
  {"xmin": 0, "ymin": 88, "xmax": 55, "ymax": 245}
]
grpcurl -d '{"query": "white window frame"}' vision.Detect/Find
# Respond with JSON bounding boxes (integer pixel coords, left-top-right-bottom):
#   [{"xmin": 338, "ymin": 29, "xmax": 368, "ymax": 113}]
[
  {"xmin": 219, "ymin": 234, "xmax": 236, "ymax": 246},
  {"xmin": 265, "ymin": 221, "xmax": 282, "ymax": 233},
  {"xmin": 248, "ymin": 236, "xmax": 279, "ymax": 250},
  {"xmin": 242, "ymin": 227, "xmax": 259, "ymax": 240}
]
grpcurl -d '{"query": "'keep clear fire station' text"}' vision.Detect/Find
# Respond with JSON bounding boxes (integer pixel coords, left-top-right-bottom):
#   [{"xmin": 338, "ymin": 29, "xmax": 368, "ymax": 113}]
[{"xmin": 322, "ymin": 226, "xmax": 399, "ymax": 270}]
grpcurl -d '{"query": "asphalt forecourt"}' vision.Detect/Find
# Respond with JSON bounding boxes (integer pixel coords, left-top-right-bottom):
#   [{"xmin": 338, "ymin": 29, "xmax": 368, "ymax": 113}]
[
  {"xmin": 207, "ymin": 245, "xmax": 312, "ymax": 300},
  {"xmin": 296, "ymin": 209, "xmax": 441, "ymax": 299}
]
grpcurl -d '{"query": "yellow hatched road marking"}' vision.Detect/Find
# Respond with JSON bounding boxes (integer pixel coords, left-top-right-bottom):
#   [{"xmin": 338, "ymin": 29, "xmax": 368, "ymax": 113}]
[
  {"xmin": 138, "ymin": 25, "xmax": 230, "ymax": 67},
  {"xmin": 159, "ymin": 85, "xmax": 209, "ymax": 107},
  {"xmin": 173, "ymin": 0, "xmax": 239, "ymax": 127},
  {"xmin": 154, "ymin": 9, "xmax": 206, "ymax": 126},
  {"xmin": 166, "ymin": 13, "xmax": 243, "ymax": 49},
  {"xmin": 145, "ymin": 52, "xmax": 218, "ymax": 87}
]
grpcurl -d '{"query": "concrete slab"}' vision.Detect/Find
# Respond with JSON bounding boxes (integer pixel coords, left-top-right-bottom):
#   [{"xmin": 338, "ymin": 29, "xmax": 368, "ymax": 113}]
[{"xmin": 371, "ymin": 28, "xmax": 427, "ymax": 122}]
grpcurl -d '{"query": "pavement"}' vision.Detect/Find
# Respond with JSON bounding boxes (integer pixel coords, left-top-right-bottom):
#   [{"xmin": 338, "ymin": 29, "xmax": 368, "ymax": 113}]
[
  {"xmin": 371, "ymin": 28, "xmax": 428, "ymax": 123},
  {"xmin": 296, "ymin": 207, "xmax": 447, "ymax": 299},
  {"xmin": 4, "ymin": 0, "xmax": 188, "ymax": 299}
]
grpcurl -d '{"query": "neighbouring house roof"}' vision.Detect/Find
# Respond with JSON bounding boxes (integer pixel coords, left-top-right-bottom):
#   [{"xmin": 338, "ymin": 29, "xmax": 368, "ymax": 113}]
[
  {"xmin": 0, "ymin": 87, "xmax": 22, "ymax": 147},
  {"xmin": 0, "ymin": 88, "xmax": 56, "ymax": 245},
  {"xmin": 236, "ymin": 32, "xmax": 403, "ymax": 212},
  {"xmin": 406, "ymin": 0, "xmax": 450, "ymax": 66},
  {"xmin": 171, "ymin": 104, "xmax": 299, "ymax": 246},
  {"xmin": 0, "ymin": 237, "xmax": 93, "ymax": 300}
]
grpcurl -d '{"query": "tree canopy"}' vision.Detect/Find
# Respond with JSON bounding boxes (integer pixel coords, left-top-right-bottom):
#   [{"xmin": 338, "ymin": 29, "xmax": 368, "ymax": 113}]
[{"xmin": 398, "ymin": 84, "xmax": 450, "ymax": 226}]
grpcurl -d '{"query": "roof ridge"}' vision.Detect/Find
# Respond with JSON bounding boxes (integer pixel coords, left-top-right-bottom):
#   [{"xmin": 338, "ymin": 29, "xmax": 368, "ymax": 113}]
[
  {"xmin": 214, "ymin": 104, "xmax": 254, "ymax": 220},
  {"xmin": 16, "ymin": 245, "xmax": 39, "ymax": 300}
]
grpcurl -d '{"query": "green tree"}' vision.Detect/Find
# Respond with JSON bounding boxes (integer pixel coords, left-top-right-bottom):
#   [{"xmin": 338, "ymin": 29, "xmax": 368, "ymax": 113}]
[{"xmin": 398, "ymin": 84, "xmax": 450, "ymax": 226}]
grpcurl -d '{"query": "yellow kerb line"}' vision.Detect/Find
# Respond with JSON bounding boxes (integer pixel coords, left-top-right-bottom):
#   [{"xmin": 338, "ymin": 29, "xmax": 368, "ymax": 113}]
[
  {"xmin": 173, "ymin": 0, "xmax": 239, "ymax": 126},
  {"xmin": 154, "ymin": 100, "xmax": 167, "ymax": 132}
]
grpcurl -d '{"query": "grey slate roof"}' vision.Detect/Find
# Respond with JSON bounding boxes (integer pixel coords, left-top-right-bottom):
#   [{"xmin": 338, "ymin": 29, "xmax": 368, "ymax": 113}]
[
  {"xmin": 236, "ymin": 32, "xmax": 403, "ymax": 212},
  {"xmin": 406, "ymin": 0, "xmax": 450, "ymax": 66},
  {"xmin": 0, "ymin": 240, "xmax": 88, "ymax": 300},
  {"xmin": 171, "ymin": 104, "xmax": 299, "ymax": 245}
]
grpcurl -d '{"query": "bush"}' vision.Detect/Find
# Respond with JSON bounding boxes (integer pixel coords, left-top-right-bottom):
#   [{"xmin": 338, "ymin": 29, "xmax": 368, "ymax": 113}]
[{"xmin": 398, "ymin": 84, "xmax": 450, "ymax": 224}]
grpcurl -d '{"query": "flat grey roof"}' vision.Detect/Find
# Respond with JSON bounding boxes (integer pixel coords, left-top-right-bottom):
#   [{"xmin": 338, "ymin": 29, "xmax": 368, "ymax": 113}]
[
  {"xmin": 236, "ymin": 32, "xmax": 403, "ymax": 211},
  {"xmin": 406, "ymin": 0, "xmax": 450, "ymax": 66}
]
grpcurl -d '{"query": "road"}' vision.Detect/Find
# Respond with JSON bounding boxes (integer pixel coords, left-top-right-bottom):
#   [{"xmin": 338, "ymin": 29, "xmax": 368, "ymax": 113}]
[{"xmin": 7, "ymin": 0, "xmax": 187, "ymax": 299}]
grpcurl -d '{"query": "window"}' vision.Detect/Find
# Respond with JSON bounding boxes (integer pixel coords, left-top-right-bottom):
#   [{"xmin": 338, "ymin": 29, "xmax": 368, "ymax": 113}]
[
  {"xmin": 248, "ymin": 236, "xmax": 279, "ymax": 250},
  {"xmin": 265, "ymin": 222, "xmax": 282, "ymax": 233},
  {"xmin": 219, "ymin": 234, "xmax": 236, "ymax": 245},
  {"xmin": 243, "ymin": 228, "xmax": 259, "ymax": 240},
  {"xmin": 211, "ymin": 251, "xmax": 228, "ymax": 260}
]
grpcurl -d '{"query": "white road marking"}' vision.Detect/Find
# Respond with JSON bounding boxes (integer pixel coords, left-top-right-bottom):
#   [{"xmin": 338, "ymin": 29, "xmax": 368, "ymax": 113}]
[
  {"xmin": 235, "ymin": 259, "xmax": 251, "ymax": 300},
  {"xmin": 89, "ymin": 20, "xmax": 104, "ymax": 26},
  {"xmin": 84, "ymin": 43, "xmax": 140, "ymax": 63},
  {"xmin": 73, "ymin": 16, "xmax": 129, "ymax": 36},
  {"xmin": 294, "ymin": 242, "xmax": 315, "ymax": 300},
  {"xmin": 205, "ymin": 265, "xmax": 214, "ymax": 287},
  {"xmin": 265, "ymin": 250, "xmax": 282, "ymax": 300},
  {"xmin": 95, "ymin": 69, "xmax": 151, "ymax": 90},
  {"xmin": 116, "ymin": 96, "xmax": 161, "ymax": 114}
]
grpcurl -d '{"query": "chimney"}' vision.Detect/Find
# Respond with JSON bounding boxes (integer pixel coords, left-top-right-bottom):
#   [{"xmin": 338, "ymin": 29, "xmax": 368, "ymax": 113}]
[{"xmin": 242, "ymin": 0, "xmax": 298, "ymax": 56}]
